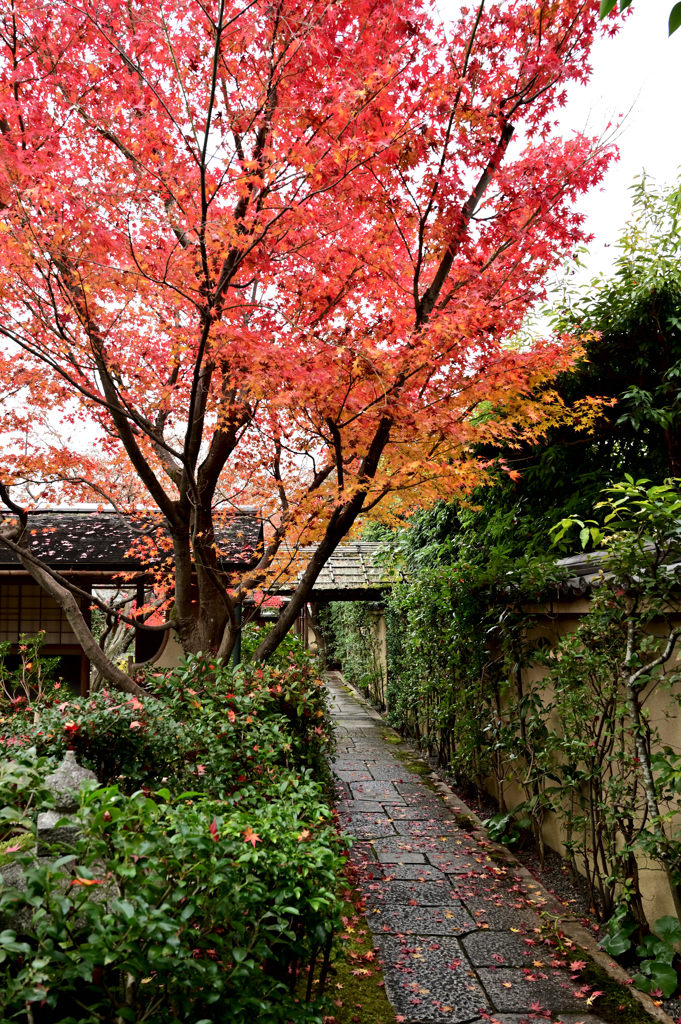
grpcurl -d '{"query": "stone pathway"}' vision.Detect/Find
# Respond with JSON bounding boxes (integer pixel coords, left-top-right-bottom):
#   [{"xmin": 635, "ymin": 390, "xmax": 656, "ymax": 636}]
[{"xmin": 326, "ymin": 672, "xmax": 608, "ymax": 1024}]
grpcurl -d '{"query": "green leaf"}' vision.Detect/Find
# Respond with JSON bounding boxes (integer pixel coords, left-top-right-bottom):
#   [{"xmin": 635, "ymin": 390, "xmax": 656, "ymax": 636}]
[
  {"xmin": 670, "ymin": 2, "xmax": 681, "ymax": 34},
  {"xmin": 633, "ymin": 973, "xmax": 652, "ymax": 993},
  {"xmin": 232, "ymin": 946, "xmax": 248, "ymax": 962},
  {"xmin": 599, "ymin": 0, "xmax": 618, "ymax": 16},
  {"xmin": 117, "ymin": 863, "xmax": 137, "ymax": 878},
  {"xmin": 117, "ymin": 1007, "xmax": 136, "ymax": 1022},
  {"xmin": 112, "ymin": 900, "xmax": 135, "ymax": 920},
  {"xmin": 650, "ymin": 962, "xmax": 679, "ymax": 998},
  {"xmin": 653, "ymin": 915, "xmax": 681, "ymax": 945},
  {"xmin": 601, "ymin": 932, "xmax": 632, "ymax": 956}
]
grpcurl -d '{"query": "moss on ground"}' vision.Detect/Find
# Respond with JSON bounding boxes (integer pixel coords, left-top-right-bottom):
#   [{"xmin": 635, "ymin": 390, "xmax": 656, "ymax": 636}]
[
  {"xmin": 0, "ymin": 830, "xmax": 33, "ymax": 865},
  {"xmin": 578, "ymin": 954, "xmax": 662, "ymax": 1024},
  {"xmin": 380, "ymin": 732, "xmax": 402, "ymax": 745},
  {"xmin": 387, "ymin": 749, "xmax": 437, "ymax": 791},
  {"xmin": 324, "ymin": 883, "xmax": 397, "ymax": 1024},
  {"xmin": 401, "ymin": 760, "xmax": 432, "ymax": 777},
  {"xmin": 536, "ymin": 918, "xmax": 659, "ymax": 1024},
  {"xmin": 487, "ymin": 849, "xmax": 515, "ymax": 865},
  {"xmin": 453, "ymin": 813, "xmax": 477, "ymax": 831}
]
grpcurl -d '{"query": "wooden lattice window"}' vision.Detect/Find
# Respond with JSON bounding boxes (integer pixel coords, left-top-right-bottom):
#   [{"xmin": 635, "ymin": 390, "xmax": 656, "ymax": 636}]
[{"xmin": 0, "ymin": 584, "xmax": 77, "ymax": 645}]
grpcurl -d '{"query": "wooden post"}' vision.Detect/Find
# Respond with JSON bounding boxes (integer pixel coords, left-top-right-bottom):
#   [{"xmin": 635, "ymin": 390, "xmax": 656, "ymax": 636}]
[
  {"xmin": 134, "ymin": 579, "xmax": 144, "ymax": 663},
  {"xmin": 79, "ymin": 579, "xmax": 91, "ymax": 696}
]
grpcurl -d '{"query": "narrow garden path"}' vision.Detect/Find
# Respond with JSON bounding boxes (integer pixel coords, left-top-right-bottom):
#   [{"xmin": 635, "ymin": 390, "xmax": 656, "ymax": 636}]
[{"xmin": 326, "ymin": 671, "xmax": 609, "ymax": 1024}]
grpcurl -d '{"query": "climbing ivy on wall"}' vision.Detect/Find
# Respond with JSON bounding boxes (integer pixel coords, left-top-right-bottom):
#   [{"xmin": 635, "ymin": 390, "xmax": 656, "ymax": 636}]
[
  {"xmin": 330, "ymin": 480, "xmax": 681, "ymax": 937},
  {"xmin": 321, "ymin": 603, "xmax": 385, "ymax": 704}
]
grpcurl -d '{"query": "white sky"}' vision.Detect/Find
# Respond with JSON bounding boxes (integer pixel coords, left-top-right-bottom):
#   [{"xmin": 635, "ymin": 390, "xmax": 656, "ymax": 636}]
[
  {"xmin": 556, "ymin": 0, "xmax": 681, "ymax": 281},
  {"xmin": 437, "ymin": 0, "xmax": 681, "ymax": 283}
]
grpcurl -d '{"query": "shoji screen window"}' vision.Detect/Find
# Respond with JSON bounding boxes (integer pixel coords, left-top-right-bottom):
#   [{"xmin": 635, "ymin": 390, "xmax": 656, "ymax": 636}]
[{"xmin": 0, "ymin": 584, "xmax": 76, "ymax": 644}]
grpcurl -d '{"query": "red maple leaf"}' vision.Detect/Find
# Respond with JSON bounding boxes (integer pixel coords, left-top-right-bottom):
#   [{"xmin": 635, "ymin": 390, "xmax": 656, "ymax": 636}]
[
  {"xmin": 243, "ymin": 827, "xmax": 261, "ymax": 848},
  {"xmin": 0, "ymin": 0, "xmax": 617, "ymax": 687}
]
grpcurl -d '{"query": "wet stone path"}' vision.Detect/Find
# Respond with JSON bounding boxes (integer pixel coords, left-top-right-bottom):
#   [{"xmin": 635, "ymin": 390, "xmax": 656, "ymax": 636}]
[{"xmin": 326, "ymin": 672, "xmax": 607, "ymax": 1024}]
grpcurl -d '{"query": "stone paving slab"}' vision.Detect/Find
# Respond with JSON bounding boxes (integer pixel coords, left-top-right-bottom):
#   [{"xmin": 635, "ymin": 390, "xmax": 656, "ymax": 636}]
[
  {"xmin": 348, "ymin": 841, "xmax": 380, "ymax": 869},
  {"xmin": 335, "ymin": 770, "xmax": 375, "ymax": 782},
  {"xmin": 476, "ymin": 968, "xmax": 587, "ymax": 1013},
  {"xmin": 337, "ymin": 799, "xmax": 388, "ymax": 814},
  {"xmin": 377, "ymin": 849, "xmax": 428, "ymax": 864},
  {"xmin": 461, "ymin": 932, "xmax": 543, "ymax": 967},
  {"xmin": 373, "ymin": 838, "xmax": 475, "ymax": 860},
  {"xmin": 392, "ymin": 820, "xmax": 466, "ymax": 837},
  {"xmin": 351, "ymin": 781, "xmax": 404, "ymax": 800},
  {"xmin": 374, "ymin": 902, "xmax": 478, "ymax": 936},
  {"xmin": 429, "ymin": 852, "xmax": 498, "ymax": 873},
  {"xmin": 375, "ymin": 934, "xmax": 490, "ymax": 1023},
  {"xmin": 456, "ymin": 898, "xmax": 541, "ymax": 931},
  {"xmin": 388, "ymin": 804, "xmax": 454, "ymax": 820},
  {"xmin": 396, "ymin": 782, "xmax": 432, "ymax": 796},
  {"xmin": 337, "ymin": 812, "xmax": 398, "ymax": 839},
  {"xmin": 368, "ymin": 767, "xmax": 416, "ymax": 781},
  {"xmin": 325, "ymin": 674, "xmax": 620, "ymax": 1024},
  {"xmin": 366, "ymin": 880, "xmax": 460, "ymax": 905},
  {"xmin": 381, "ymin": 864, "xmax": 450, "ymax": 881}
]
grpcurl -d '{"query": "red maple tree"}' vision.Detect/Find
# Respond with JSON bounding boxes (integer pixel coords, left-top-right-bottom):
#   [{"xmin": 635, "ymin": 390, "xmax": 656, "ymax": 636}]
[{"xmin": 0, "ymin": 0, "xmax": 615, "ymax": 692}]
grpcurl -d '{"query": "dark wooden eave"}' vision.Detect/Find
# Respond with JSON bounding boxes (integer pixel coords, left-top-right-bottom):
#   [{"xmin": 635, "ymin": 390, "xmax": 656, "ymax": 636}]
[{"xmin": 0, "ymin": 509, "xmax": 263, "ymax": 574}]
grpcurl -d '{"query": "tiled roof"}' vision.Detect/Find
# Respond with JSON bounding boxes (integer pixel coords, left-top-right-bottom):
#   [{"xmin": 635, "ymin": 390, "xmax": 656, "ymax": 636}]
[
  {"xmin": 550, "ymin": 549, "xmax": 681, "ymax": 598},
  {"xmin": 555, "ymin": 551, "xmax": 606, "ymax": 597},
  {"xmin": 274, "ymin": 542, "xmax": 400, "ymax": 599},
  {"xmin": 0, "ymin": 510, "xmax": 262, "ymax": 570}
]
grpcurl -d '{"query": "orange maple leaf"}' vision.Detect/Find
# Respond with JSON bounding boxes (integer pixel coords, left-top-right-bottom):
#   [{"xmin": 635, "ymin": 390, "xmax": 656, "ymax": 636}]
[{"xmin": 243, "ymin": 827, "xmax": 261, "ymax": 847}]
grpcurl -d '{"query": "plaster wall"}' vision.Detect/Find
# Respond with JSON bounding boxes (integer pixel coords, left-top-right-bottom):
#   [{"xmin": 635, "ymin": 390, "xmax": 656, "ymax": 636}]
[
  {"xmin": 490, "ymin": 602, "xmax": 681, "ymax": 925},
  {"xmin": 153, "ymin": 628, "xmax": 185, "ymax": 669}
]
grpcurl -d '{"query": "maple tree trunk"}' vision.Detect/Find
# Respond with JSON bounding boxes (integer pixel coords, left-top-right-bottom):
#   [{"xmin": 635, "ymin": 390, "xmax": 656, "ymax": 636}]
[
  {"xmin": 253, "ymin": 496, "xmax": 366, "ymax": 662},
  {"xmin": 167, "ymin": 509, "xmax": 234, "ymax": 656},
  {"xmin": 253, "ymin": 416, "xmax": 393, "ymax": 662}
]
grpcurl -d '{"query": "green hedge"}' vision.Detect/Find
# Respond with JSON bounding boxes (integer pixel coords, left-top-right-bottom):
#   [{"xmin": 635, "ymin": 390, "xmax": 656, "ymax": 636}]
[{"xmin": 0, "ymin": 654, "xmax": 344, "ymax": 1023}]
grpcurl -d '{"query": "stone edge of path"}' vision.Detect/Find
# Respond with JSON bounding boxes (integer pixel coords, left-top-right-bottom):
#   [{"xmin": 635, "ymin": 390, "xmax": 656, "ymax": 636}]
[{"xmin": 334, "ymin": 674, "xmax": 674, "ymax": 1024}]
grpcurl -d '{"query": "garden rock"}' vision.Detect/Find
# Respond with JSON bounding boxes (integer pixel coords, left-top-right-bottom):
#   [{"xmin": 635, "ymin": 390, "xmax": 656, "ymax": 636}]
[{"xmin": 37, "ymin": 750, "xmax": 97, "ymax": 855}]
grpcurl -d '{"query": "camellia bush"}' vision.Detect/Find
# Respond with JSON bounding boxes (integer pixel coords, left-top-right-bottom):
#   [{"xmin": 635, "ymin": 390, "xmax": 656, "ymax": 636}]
[{"xmin": 0, "ymin": 654, "xmax": 343, "ymax": 1022}]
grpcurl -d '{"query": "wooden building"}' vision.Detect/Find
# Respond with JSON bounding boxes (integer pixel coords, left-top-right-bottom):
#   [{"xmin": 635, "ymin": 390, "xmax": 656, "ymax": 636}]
[{"xmin": 0, "ymin": 508, "xmax": 263, "ymax": 693}]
